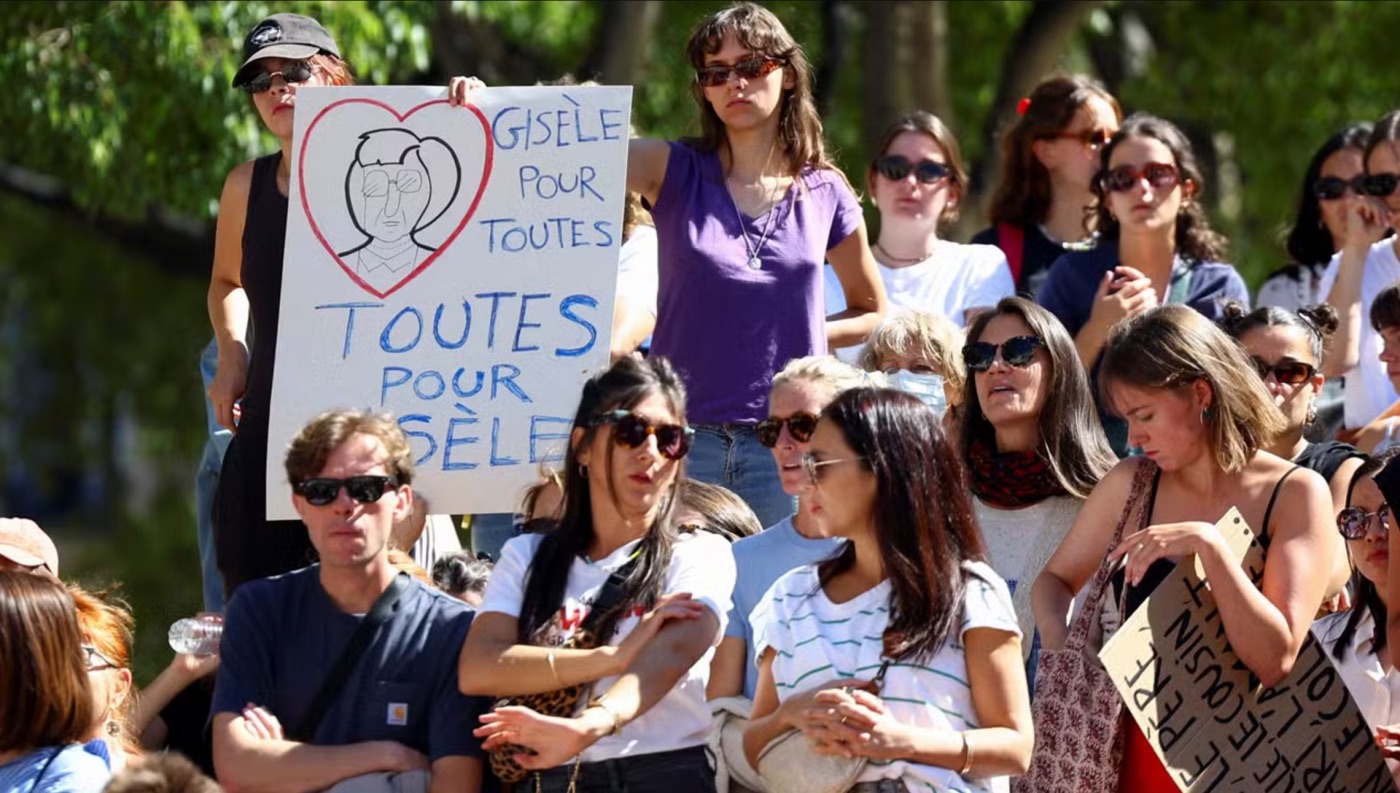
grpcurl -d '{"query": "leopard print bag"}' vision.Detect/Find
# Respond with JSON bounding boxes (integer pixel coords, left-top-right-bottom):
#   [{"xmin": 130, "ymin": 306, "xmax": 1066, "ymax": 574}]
[{"xmin": 488, "ymin": 558, "xmax": 639, "ymax": 783}]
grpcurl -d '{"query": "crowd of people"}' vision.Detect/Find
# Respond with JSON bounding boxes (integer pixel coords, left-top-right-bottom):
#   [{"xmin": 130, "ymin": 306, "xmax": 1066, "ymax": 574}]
[{"xmin": 12, "ymin": 1, "xmax": 1400, "ymax": 792}]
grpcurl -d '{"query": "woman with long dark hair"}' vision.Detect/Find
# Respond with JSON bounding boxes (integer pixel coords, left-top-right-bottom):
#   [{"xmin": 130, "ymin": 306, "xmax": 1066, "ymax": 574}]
[
  {"xmin": 744, "ymin": 388, "xmax": 1033, "ymax": 791},
  {"xmin": 1312, "ymin": 450, "xmax": 1400, "ymax": 784},
  {"xmin": 959, "ymin": 297, "xmax": 1116, "ymax": 680},
  {"xmin": 626, "ymin": 2, "xmax": 887, "ymax": 528},
  {"xmin": 972, "ymin": 74, "xmax": 1122, "ymax": 295},
  {"xmin": 0, "ymin": 571, "xmax": 110, "ymax": 793},
  {"xmin": 1032, "ymin": 306, "xmax": 1336, "ymax": 791},
  {"xmin": 1259, "ymin": 124, "xmax": 1374, "ymax": 311},
  {"xmin": 460, "ymin": 355, "xmax": 735, "ymax": 793},
  {"xmin": 1036, "ymin": 113, "xmax": 1249, "ymax": 454}
]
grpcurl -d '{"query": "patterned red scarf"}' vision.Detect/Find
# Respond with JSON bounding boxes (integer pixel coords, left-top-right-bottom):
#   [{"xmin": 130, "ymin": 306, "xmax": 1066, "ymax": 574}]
[{"xmin": 967, "ymin": 435, "xmax": 1067, "ymax": 508}]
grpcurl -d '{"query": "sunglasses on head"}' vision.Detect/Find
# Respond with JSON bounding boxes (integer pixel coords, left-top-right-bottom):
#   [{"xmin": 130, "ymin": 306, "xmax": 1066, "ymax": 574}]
[
  {"xmin": 1101, "ymin": 162, "xmax": 1180, "ymax": 194},
  {"xmin": 590, "ymin": 410, "xmax": 694, "ymax": 460},
  {"xmin": 1337, "ymin": 504, "xmax": 1391, "ymax": 540},
  {"xmin": 240, "ymin": 60, "xmax": 315, "ymax": 95},
  {"xmin": 873, "ymin": 155, "xmax": 951, "ymax": 185},
  {"xmin": 1250, "ymin": 357, "xmax": 1316, "ymax": 386},
  {"xmin": 799, "ymin": 453, "xmax": 865, "ymax": 487},
  {"xmin": 962, "ymin": 336, "xmax": 1044, "ymax": 373},
  {"xmin": 1050, "ymin": 127, "xmax": 1114, "ymax": 152},
  {"xmin": 1362, "ymin": 173, "xmax": 1400, "ymax": 198},
  {"xmin": 755, "ymin": 412, "xmax": 819, "ymax": 448},
  {"xmin": 1314, "ymin": 175, "xmax": 1368, "ymax": 201},
  {"xmin": 695, "ymin": 56, "xmax": 784, "ymax": 88},
  {"xmin": 293, "ymin": 475, "xmax": 399, "ymax": 507}
]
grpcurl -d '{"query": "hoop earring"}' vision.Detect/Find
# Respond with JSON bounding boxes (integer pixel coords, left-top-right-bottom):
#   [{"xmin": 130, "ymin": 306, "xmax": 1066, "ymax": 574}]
[
  {"xmin": 578, "ymin": 464, "xmax": 589, "ymax": 479},
  {"xmin": 1200, "ymin": 406, "xmax": 1214, "ymax": 425},
  {"xmin": 1306, "ymin": 402, "xmax": 1318, "ymax": 425}
]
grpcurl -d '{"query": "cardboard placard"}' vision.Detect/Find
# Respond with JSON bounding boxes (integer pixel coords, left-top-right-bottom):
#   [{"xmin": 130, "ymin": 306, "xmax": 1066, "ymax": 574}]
[
  {"xmin": 1099, "ymin": 508, "xmax": 1392, "ymax": 792},
  {"xmin": 265, "ymin": 85, "xmax": 631, "ymax": 518}
]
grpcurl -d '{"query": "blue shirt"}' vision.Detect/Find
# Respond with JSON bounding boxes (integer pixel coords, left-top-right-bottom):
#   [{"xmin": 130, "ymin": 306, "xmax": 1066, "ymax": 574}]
[
  {"xmin": 724, "ymin": 516, "xmax": 844, "ymax": 698},
  {"xmin": 1036, "ymin": 243, "xmax": 1250, "ymax": 455},
  {"xmin": 212, "ymin": 567, "xmax": 488, "ymax": 762},
  {"xmin": 1036, "ymin": 242, "xmax": 1249, "ymax": 340},
  {"xmin": 0, "ymin": 745, "xmax": 110, "ymax": 793}
]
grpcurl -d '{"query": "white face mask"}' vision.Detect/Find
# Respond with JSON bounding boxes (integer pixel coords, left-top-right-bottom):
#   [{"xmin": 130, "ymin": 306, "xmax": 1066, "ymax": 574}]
[{"xmin": 888, "ymin": 370, "xmax": 948, "ymax": 415}]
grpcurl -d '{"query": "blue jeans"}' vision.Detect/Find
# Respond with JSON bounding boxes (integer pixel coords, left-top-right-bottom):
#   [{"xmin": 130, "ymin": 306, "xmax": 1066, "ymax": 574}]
[{"xmin": 686, "ymin": 425, "xmax": 795, "ymax": 530}]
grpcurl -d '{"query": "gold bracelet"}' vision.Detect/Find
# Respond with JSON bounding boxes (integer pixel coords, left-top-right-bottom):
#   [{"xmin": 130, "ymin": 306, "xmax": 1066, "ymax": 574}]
[
  {"xmin": 959, "ymin": 731, "xmax": 974, "ymax": 775},
  {"xmin": 546, "ymin": 650, "xmax": 562, "ymax": 687},
  {"xmin": 587, "ymin": 695, "xmax": 625, "ymax": 736}
]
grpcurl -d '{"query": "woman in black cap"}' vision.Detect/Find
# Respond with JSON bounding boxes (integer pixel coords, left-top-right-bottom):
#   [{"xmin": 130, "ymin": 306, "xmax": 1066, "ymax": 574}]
[{"xmin": 206, "ymin": 13, "xmax": 480, "ymax": 597}]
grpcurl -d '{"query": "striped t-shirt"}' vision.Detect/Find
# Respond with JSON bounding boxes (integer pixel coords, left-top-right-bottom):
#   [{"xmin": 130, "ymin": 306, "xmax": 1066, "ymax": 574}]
[{"xmin": 751, "ymin": 560, "xmax": 1019, "ymax": 793}]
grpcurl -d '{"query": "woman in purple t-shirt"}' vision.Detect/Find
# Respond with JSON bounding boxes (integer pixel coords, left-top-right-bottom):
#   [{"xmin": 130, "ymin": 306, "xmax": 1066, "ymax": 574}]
[{"xmin": 626, "ymin": 3, "xmax": 887, "ymax": 527}]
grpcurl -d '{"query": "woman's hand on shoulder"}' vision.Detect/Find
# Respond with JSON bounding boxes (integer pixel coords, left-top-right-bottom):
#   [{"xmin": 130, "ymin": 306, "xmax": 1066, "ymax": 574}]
[{"xmin": 448, "ymin": 76, "xmax": 486, "ymax": 107}]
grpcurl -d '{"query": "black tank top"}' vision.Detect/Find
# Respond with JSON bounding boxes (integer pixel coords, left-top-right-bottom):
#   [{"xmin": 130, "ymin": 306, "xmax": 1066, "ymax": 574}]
[{"xmin": 238, "ymin": 152, "xmax": 287, "ymax": 436}]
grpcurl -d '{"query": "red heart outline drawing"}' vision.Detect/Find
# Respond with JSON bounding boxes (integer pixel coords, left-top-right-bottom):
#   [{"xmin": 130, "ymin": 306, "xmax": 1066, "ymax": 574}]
[{"xmin": 298, "ymin": 98, "xmax": 494, "ymax": 299}]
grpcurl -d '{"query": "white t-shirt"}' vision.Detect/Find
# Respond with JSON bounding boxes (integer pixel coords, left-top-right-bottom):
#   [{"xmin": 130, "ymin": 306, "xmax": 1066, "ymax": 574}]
[
  {"xmin": 1312, "ymin": 609, "xmax": 1400, "ymax": 784},
  {"xmin": 617, "ymin": 225, "xmax": 659, "ymax": 317},
  {"xmin": 826, "ymin": 241, "xmax": 1013, "ymax": 362},
  {"xmin": 479, "ymin": 530, "xmax": 735, "ymax": 762},
  {"xmin": 752, "ymin": 561, "xmax": 1019, "ymax": 793},
  {"xmin": 1319, "ymin": 239, "xmax": 1400, "ymax": 427}
]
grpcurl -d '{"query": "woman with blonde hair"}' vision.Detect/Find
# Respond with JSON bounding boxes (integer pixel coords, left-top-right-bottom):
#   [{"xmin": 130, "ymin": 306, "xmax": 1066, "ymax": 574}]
[{"xmin": 1031, "ymin": 305, "xmax": 1336, "ymax": 791}]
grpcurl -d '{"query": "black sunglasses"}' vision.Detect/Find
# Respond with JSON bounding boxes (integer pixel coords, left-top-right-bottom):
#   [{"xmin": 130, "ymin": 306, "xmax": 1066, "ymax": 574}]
[
  {"xmin": 1338, "ymin": 504, "xmax": 1391, "ymax": 540},
  {"xmin": 755, "ymin": 412, "xmax": 819, "ymax": 448},
  {"xmin": 1363, "ymin": 173, "xmax": 1400, "ymax": 198},
  {"xmin": 1251, "ymin": 358, "xmax": 1316, "ymax": 386},
  {"xmin": 240, "ymin": 60, "xmax": 315, "ymax": 95},
  {"xmin": 963, "ymin": 336, "xmax": 1044, "ymax": 373},
  {"xmin": 293, "ymin": 475, "xmax": 399, "ymax": 506},
  {"xmin": 696, "ymin": 56, "xmax": 784, "ymax": 88},
  {"xmin": 1314, "ymin": 175, "xmax": 1368, "ymax": 201},
  {"xmin": 590, "ymin": 410, "xmax": 694, "ymax": 460},
  {"xmin": 1101, "ymin": 162, "xmax": 1179, "ymax": 194},
  {"xmin": 874, "ymin": 155, "xmax": 950, "ymax": 185}
]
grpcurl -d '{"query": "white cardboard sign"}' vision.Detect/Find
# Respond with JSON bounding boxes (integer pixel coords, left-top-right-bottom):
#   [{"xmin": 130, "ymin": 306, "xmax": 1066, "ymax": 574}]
[{"xmin": 265, "ymin": 85, "xmax": 631, "ymax": 518}]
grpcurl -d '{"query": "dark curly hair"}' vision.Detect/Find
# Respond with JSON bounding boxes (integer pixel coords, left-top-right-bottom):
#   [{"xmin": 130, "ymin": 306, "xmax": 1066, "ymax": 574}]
[
  {"xmin": 1218, "ymin": 301, "xmax": 1339, "ymax": 365},
  {"xmin": 1090, "ymin": 113, "xmax": 1229, "ymax": 264}
]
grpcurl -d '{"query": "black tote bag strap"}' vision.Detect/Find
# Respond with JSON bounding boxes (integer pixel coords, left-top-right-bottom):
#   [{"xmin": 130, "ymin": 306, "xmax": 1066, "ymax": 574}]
[{"xmin": 292, "ymin": 572, "xmax": 411, "ymax": 742}]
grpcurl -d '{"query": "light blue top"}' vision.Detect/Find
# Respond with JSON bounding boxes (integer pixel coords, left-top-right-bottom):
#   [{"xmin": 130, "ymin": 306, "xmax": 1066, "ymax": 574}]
[
  {"xmin": 0, "ymin": 745, "xmax": 111, "ymax": 793},
  {"xmin": 724, "ymin": 515, "xmax": 844, "ymax": 698}
]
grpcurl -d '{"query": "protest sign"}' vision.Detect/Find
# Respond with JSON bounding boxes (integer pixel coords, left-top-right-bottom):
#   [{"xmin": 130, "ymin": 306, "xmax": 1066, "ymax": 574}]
[
  {"xmin": 1099, "ymin": 508, "xmax": 1392, "ymax": 792},
  {"xmin": 265, "ymin": 85, "xmax": 631, "ymax": 518}
]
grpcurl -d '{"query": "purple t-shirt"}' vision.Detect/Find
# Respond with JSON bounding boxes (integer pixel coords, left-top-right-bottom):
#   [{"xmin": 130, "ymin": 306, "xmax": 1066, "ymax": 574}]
[{"xmin": 649, "ymin": 142, "xmax": 863, "ymax": 424}]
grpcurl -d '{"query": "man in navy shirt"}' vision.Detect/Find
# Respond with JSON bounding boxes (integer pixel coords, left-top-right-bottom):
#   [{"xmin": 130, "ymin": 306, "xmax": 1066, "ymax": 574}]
[{"xmin": 211, "ymin": 409, "xmax": 488, "ymax": 793}]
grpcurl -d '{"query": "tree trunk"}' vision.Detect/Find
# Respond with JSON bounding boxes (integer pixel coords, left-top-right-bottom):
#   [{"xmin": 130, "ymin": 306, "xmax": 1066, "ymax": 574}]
[
  {"xmin": 585, "ymin": 0, "xmax": 662, "ymax": 86},
  {"xmin": 909, "ymin": 1, "xmax": 952, "ymax": 125},
  {"xmin": 814, "ymin": 0, "xmax": 852, "ymax": 118},
  {"xmin": 965, "ymin": 0, "xmax": 1107, "ymax": 229},
  {"xmin": 861, "ymin": 1, "xmax": 903, "ymax": 156}
]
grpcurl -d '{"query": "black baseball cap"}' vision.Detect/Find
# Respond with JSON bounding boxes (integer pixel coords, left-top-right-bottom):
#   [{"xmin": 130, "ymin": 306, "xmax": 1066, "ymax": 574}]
[{"xmin": 232, "ymin": 13, "xmax": 341, "ymax": 89}]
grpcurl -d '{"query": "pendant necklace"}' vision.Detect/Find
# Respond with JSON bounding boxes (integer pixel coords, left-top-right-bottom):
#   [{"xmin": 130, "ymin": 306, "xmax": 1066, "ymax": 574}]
[{"xmin": 728, "ymin": 176, "xmax": 787, "ymax": 271}]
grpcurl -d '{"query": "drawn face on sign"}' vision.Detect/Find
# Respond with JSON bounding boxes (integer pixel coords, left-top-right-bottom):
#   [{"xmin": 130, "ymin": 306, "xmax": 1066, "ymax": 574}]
[
  {"xmin": 360, "ymin": 161, "xmax": 431, "ymax": 243},
  {"xmin": 345, "ymin": 129, "xmax": 459, "ymax": 249}
]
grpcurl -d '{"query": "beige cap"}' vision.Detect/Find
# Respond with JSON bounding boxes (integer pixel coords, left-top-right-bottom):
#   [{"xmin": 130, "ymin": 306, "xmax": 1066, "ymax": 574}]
[{"xmin": 0, "ymin": 518, "xmax": 59, "ymax": 576}]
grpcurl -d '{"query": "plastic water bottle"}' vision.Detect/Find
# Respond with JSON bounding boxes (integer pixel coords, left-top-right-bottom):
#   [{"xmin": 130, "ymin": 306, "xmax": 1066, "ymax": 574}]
[{"xmin": 168, "ymin": 616, "xmax": 223, "ymax": 656}]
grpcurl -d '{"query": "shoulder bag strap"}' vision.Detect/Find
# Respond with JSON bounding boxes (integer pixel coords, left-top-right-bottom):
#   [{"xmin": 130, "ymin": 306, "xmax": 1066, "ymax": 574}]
[
  {"xmin": 998, "ymin": 222, "xmax": 1026, "ymax": 286},
  {"xmin": 578, "ymin": 554, "xmax": 643, "ymax": 638},
  {"xmin": 1064, "ymin": 460, "xmax": 1158, "ymax": 652},
  {"xmin": 291, "ymin": 572, "xmax": 412, "ymax": 742}
]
